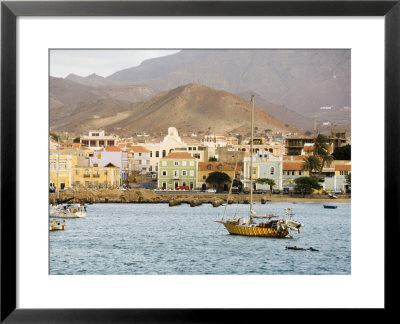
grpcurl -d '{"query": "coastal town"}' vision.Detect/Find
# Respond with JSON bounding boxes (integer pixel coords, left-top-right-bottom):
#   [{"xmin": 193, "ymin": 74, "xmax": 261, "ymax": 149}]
[{"xmin": 49, "ymin": 126, "xmax": 351, "ymax": 204}]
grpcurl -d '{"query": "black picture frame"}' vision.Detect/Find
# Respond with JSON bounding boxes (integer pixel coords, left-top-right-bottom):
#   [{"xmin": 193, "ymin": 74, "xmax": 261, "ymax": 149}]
[{"xmin": 1, "ymin": 1, "xmax": 398, "ymax": 322}]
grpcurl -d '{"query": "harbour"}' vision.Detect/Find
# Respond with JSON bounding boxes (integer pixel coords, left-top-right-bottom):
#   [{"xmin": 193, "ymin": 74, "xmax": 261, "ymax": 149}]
[{"xmin": 49, "ymin": 202, "xmax": 351, "ymax": 275}]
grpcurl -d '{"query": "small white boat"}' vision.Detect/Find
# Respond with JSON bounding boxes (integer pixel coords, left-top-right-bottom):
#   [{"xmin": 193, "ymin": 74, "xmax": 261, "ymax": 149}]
[
  {"xmin": 50, "ymin": 203, "xmax": 86, "ymax": 218},
  {"xmin": 49, "ymin": 219, "xmax": 66, "ymax": 231}
]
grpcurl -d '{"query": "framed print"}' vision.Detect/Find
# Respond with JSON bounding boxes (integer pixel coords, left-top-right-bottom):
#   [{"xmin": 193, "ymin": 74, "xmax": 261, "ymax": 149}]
[{"xmin": 1, "ymin": 0, "xmax": 399, "ymax": 322}]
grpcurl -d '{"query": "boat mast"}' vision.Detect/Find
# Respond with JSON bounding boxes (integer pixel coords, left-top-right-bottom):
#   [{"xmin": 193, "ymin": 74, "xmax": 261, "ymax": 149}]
[
  {"xmin": 57, "ymin": 137, "xmax": 60, "ymax": 201},
  {"xmin": 250, "ymin": 95, "xmax": 255, "ymax": 219}
]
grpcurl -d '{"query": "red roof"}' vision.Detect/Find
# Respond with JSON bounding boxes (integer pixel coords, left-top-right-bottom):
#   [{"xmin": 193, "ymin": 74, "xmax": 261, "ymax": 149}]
[
  {"xmin": 198, "ymin": 162, "xmax": 237, "ymax": 172},
  {"xmin": 164, "ymin": 152, "xmax": 195, "ymax": 159},
  {"xmin": 129, "ymin": 146, "xmax": 150, "ymax": 153},
  {"xmin": 283, "ymin": 162, "xmax": 305, "ymax": 171},
  {"xmin": 335, "ymin": 164, "xmax": 351, "ymax": 171}
]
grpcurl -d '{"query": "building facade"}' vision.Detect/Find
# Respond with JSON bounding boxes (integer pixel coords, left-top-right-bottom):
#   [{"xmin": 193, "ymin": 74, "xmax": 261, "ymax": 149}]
[
  {"xmin": 89, "ymin": 146, "xmax": 129, "ymax": 184},
  {"xmin": 243, "ymin": 149, "xmax": 283, "ymax": 190},
  {"xmin": 157, "ymin": 152, "xmax": 198, "ymax": 190}
]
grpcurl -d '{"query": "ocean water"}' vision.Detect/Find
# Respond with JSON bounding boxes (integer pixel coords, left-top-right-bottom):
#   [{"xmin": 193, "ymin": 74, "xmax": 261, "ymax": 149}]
[{"xmin": 49, "ymin": 202, "xmax": 351, "ymax": 275}]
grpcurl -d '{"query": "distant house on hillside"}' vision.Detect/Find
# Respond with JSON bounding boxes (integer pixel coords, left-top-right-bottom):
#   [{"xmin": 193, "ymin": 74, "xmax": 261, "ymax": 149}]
[{"xmin": 80, "ymin": 130, "xmax": 119, "ymax": 150}]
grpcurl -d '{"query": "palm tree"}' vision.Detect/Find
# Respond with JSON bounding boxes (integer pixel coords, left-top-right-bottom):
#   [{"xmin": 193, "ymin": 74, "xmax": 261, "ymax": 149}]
[
  {"xmin": 302, "ymin": 156, "xmax": 321, "ymax": 175},
  {"xmin": 256, "ymin": 178, "xmax": 276, "ymax": 195},
  {"xmin": 313, "ymin": 134, "xmax": 334, "ymax": 177}
]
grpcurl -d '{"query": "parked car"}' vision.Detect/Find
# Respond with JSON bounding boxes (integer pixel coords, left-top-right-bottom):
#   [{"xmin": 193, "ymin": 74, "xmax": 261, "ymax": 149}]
[
  {"xmin": 283, "ymin": 187, "xmax": 290, "ymax": 194},
  {"xmin": 243, "ymin": 188, "xmax": 250, "ymax": 194},
  {"xmin": 253, "ymin": 189, "xmax": 266, "ymax": 194},
  {"xmin": 272, "ymin": 189, "xmax": 280, "ymax": 194},
  {"xmin": 176, "ymin": 186, "xmax": 189, "ymax": 190},
  {"xmin": 231, "ymin": 186, "xmax": 239, "ymax": 194},
  {"xmin": 49, "ymin": 186, "xmax": 55, "ymax": 193},
  {"xmin": 206, "ymin": 188, "xmax": 217, "ymax": 193}
]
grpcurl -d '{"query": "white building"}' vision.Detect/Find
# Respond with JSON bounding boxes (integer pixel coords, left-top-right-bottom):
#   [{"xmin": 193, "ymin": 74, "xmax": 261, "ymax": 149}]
[{"xmin": 80, "ymin": 130, "xmax": 119, "ymax": 150}]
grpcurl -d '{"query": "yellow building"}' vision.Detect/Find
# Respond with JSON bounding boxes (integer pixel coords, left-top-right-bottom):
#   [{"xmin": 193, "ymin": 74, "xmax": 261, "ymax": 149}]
[
  {"xmin": 49, "ymin": 154, "xmax": 78, "ymax": 190},
  {"xmin": 198, "ymin": 162, "xmax": 241, "ymax": 191},
  {"xmin": 72, "ymin": 163, "xmax": 120, "ymax": 188}
]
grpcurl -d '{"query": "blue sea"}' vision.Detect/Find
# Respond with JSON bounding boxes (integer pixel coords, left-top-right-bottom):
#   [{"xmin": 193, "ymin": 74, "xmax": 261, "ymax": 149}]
[{"xmin": 49, "ymin": 202, "xmax": 351, "ymax": 275}]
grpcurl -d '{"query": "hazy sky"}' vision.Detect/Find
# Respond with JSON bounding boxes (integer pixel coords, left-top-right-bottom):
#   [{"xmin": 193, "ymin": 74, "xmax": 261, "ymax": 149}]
[{"xmin": 50, "ymin": 49, "xmax": 181, "ymax": 78}]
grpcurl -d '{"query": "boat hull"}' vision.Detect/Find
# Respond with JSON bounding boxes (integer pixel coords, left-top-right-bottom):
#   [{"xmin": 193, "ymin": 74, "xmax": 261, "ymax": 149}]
[{"xmin": 222, "ymin": 222, "xmax": 290, "ymax": 238}]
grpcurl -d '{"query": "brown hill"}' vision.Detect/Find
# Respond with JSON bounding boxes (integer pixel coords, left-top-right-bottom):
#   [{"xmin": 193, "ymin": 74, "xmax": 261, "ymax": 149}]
[
  {"xmin": 235, "ymin": 91, "xmax": 314, "ymax": 131},
  {"xmin": 50, "ymin": 76, "xmax": 158, "ymax": 110},
  {"xmin": 50, "ymin": 76, "xmax": 106, "ymax": 109},
  {"xmin": 50, "ymin": 83, "xmax": 299, "ymax": 136}
]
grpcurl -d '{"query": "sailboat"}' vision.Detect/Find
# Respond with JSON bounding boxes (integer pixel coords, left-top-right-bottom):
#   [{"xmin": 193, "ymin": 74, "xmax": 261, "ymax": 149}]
[{"xmin": 215, "ymin": 95, "xmax": 303, "ymax": 238}]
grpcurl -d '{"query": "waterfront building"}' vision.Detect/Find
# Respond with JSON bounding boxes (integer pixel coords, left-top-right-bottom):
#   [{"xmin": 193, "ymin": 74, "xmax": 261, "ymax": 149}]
[
  {"xmin": 89, "ymin": 146, "xmax": 129, "ymax": 184},
  {"xmin": 282, "ymin": 156, "xmax": 309, "ymax": 189},
  {"xmin": 72, "ymin": 163, "xmax": 120, "ymax": 188},
  {"xmin": 127, "ymin": 145, "xmax": 151, "ymax": 174},
  {"xmin": 243, "ymin": 149, "xmax": 283, "ymax": 191},
  {"xmin": 157, "ymin": 152, "xmax": 198, "ymax": 190},
  {"xmin": 198, "ymin": 162, "xmax": 241, "ymax": 191},
  {"xmin": 49, "ymin": 153, "xmax": 78, "ymax": 190},
  {"xmin": 80, "ymin": 130, "xmax": 119, "ymax": 150}
]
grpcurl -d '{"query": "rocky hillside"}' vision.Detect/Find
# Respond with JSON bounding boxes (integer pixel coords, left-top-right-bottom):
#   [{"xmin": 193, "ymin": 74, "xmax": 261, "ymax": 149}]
[
  {"xmin": 50, "ymin": 83, "xmax": 300, "ymax": 136},
  {"xmin": 106, "ymin": 49, "xmax": 351, "ymax": 117}
]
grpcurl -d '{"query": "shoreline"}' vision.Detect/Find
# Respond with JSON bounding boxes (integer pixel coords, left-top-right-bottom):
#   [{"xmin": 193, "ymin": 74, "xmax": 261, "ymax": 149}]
[{"xmin": 50, "ymin": 188, "xmax": 350, "ymax": 205}]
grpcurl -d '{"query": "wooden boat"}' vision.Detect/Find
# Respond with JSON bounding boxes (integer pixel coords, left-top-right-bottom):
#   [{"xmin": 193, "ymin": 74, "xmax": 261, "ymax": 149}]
[
  {"xmin": 49, "ymin": 219, "xmax": 66, "ymax": 231},
  {"xmin": 215, "ymin": 96, "xmax": 303, "ymax": 238},
  {"xmin": 323, "ymin": 205, "xmax": 338, "ymax": 209}
]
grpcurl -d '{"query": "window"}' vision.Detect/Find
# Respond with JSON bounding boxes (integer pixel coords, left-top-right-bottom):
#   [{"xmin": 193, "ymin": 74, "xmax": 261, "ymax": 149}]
[
  {"xmin": 218, "ymin": 164, "xmax": 222, "ymax": 171},
  {"xmin": 59, "ymin": 161, "xmax": 67, "ymax": 170},
  {"xmin": 156, "ymin": 151, "xmax": 159, "ymax": 157},
  {"xmin": 162, "ymin": 181, "xmax": 166, "ymax": 189},
  {"xmin": 299, "ymin": 171, "xmax": 302, "ymax": 175},
  {"xmin": 340, "ymin": 170, "xmax": 349, "ymax": 175},
  {"xmin": 174, "ymin": 161, "xmax": 179, "ymax": 166},
  {"xmin": 182, "ymin": 170, "xmax": 187, "ymax": 176},
  {"xmin": 190, "ymin": 161, "xmax": 194, "ymax": 166},
  {"xmin": 162, "ymin": 170, "xmax": 167, "ymax": 176},
  {"xmin": 173, "ymin": 170, "xmax": 179, "ymax": 178},
  {"xmin": 292, "ymin": 171, "xmax": 295, "ymax": 175},
  {"xmin": 270, "ymin": 167, "xmax": 275, "ymax": 175},
  {"xmin": 75, "ymin": 169, "xmax": 80, "ymax": 175},
  {"xmin": 50, "ymin": 161, "xmax": 56, "ymax": 170},
  {"xmin": 207, "ymin": 164, "xmax": 212, "ymax": 170},
  {"xmin": 190, "ymin": 170, "xmax": 194, "ymax": 177},
  {"xmin": 162, "ymin": 161, "xmax": 167, "ymax": 166},
  {"xmin": 162, "ymin": 150, "xmax": 166, "ymax": 157},
  {"xmin": 182, "ymin": 161, "xmax": 187, "ymax": 166},
  {"xmin": 203, "ymin": 175, "xmax": 207, "ymax": 180}
]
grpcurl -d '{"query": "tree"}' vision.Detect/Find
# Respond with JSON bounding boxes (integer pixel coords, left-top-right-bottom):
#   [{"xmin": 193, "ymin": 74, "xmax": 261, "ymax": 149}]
[
  {"xmin": 73, "ymin": 136, "xmax": 80, "ymax": 143},
  {"xmin": 313, "ymin": 134, "xmax": 334, "ymax": 177},
  {"xmin": 256, "ymin": 178, "xmax": 276, "ymax": 195},
  {"xmin": 208, "ymin": 156, "xmax": 218, "ymax": 162},
  {"xmin": 345, "ymin": 172, "xmax": 351, "ymax": 186},
  {"xmin": 294, "ymin": 176, "xmax": 322, "ymax": 197},
  {"xmin": 332, "ymin": 144, "xmax": 351, "ymax": 160},
  {"xmin": 302, "ymin": 156, "xmax": 321, "ymax": 175},
  {"xmin": 205, "ymin": 172, "xmax": 231, "ymax": 192},
  {"xmin": 50, "ymin": 132, "xmax": 59, "ymax": 141}
]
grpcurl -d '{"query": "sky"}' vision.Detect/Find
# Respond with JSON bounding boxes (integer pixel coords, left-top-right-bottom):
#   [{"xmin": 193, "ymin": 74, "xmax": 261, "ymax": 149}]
[{"xmin": 49, "ymin": 49, "xmax": 181, "ymax": 78}]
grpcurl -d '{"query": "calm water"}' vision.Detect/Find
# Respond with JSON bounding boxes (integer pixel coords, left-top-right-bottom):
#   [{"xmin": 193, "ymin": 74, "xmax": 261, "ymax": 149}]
[{"xmin": 49, "ymin": 202, "xmax": 351, "ymax": 275}]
